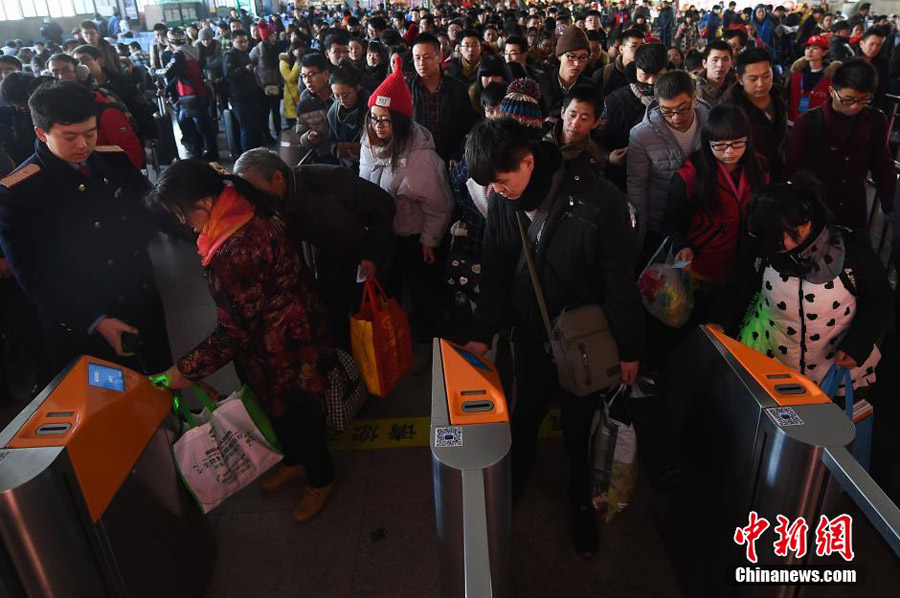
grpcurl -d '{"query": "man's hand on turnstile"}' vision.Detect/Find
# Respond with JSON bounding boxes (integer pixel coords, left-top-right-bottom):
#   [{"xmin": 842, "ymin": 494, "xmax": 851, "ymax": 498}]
[
  {"xmin": 96, "ymin": 317, "xmax": 138, "ymax": 357},
  {"xmin": 464, "ymin": 341, "xmax": 489, "ymax": 357}
]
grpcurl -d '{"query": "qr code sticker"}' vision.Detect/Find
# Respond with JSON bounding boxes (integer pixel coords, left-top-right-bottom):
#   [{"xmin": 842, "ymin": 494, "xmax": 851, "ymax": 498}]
[
  {"xmin": 768, "ymin": 407, "xmax": 804, "ymax": 427},
  {"xmin": 434, "ymin": 427, "xmax": 463, "ymax": 448}
]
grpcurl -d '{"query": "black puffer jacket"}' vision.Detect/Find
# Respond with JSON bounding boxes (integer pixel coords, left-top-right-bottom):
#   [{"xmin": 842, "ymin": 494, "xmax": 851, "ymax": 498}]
[
  {"xmin": 472, "ymin": 145, "xmax": 645, "ymax": 361},
  {"xmin": 284, "ymin": 164, "xmax": 396, "ymax": 268}
]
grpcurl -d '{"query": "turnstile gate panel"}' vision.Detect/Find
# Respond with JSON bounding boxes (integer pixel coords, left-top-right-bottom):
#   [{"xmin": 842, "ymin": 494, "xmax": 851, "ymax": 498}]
[
  {"xmin": 431, "ymin": 339, "xmax": 512, "ymax": 598},
  {"xmin": 0, "ymin": 356, "xmax": 215, "ymax": 597}
]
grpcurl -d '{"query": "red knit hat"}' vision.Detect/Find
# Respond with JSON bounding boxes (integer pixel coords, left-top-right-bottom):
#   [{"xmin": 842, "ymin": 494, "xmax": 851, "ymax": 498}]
[
  {"xmin": 367, "ymin": 55, "xmax": 413, "ymax": 118},
  {"xmin": 257, "ymin": 19, "xmax": 273, "ymax": 41}
]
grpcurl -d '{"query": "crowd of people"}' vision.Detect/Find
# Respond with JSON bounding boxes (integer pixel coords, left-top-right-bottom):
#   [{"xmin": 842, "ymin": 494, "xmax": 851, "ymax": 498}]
[{"xmin": 0, "ymin": 0, "xmax": 897, "ymax": 557}]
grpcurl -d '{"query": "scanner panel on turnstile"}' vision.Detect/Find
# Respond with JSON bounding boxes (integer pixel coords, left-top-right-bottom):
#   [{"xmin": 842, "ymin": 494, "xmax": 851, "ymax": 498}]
[
  {"xmin": 5, "ymin": 356, "xmax": 171, "ymax": 521},
  {"xmin": 440, "ymin": 339, "xmax": 508, "ymax": 426},
  {"xmin": 707, "ymin": 326, "xmax": 831, "ymax": 407}
]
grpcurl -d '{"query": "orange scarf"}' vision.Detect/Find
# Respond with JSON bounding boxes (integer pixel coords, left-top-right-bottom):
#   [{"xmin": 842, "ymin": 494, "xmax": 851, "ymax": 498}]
[{"xmin": 197, "ymin": 185, "xmax": 255, "ymax": 266}]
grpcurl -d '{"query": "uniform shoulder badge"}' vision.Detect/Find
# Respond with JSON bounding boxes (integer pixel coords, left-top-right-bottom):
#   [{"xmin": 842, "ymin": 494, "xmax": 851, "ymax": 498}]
[
  {"xmin": 0, "ymin": 164, "xmax": 41, "ymax": 189},
  {"xmin": 94, "ymin": 145, "xmax": 125, "ymax": 153}
]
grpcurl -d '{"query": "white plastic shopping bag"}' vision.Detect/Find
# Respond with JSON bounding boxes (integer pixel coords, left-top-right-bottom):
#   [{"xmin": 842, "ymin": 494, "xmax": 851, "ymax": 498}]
[{"xmin": 172, "ymin": 390, "xmax": 283, "ymax": 513}]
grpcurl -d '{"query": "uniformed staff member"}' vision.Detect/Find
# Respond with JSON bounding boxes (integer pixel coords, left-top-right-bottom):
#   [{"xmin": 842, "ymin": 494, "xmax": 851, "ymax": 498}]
[
  {"xmin": 0, "ymin": 80, "xmax": 172, "ymax": 373},
  {"xmin": 233, "ymin": 148, "xmax": 396, "ymax": 350}
]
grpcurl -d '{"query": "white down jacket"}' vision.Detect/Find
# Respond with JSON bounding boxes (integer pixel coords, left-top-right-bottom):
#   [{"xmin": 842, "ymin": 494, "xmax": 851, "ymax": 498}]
[{"xmin": 359, "ymin": 122, "xmax": 453, "ymax": 248}]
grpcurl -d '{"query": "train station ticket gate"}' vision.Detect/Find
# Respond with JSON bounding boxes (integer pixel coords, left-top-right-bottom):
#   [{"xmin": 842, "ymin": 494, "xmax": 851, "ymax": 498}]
[
  {"xmin": 431, "ymin": 339, "xmax": 513, "ymax": 598},
  {"xmin": 0, "ymin": 356, "xmax": 215, "ymax": 597},
  {"xmin": 662, "ymin": 326, "xmax": 900, "ymax": 596}
]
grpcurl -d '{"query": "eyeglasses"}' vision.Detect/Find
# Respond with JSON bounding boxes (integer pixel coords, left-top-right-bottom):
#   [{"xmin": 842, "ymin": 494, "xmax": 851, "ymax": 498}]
[
  {"xmin": 413, "ymin": 53, "xmax": 438, "ymax": 63},
  {"xmin": 459, "ymin": 43, "xmax": 481, "ymax": 49},
  {"xmin": 659, "ymin": 105, "xmax": 693, "ymax": 119},
  {"xmin": 369, "ymin": 115, "xmax": 392, "ymax": 128},
  {"xmin": 564, "ymin": 52, "xmax": 589, "ymax": 63},
  {"xmin": 709, "ymin": 137, "xmax": 748, "ymax": 151},
  {"xmin": 300, "ymin": 71, "xmax": 322, "ymax": 79},
  {"xmin": 504, "ymin": 50, "xmax": 523, "ymax": 58},
  {"xmin": 832, "ymin": 89, "xmax": 871, "ymax": 106}
]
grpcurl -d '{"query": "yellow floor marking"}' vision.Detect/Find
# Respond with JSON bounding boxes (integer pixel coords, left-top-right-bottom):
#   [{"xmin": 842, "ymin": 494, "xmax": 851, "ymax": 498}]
[{"xmin": 330, "ymin": 409, "xmax": 563, "ymax": 450}]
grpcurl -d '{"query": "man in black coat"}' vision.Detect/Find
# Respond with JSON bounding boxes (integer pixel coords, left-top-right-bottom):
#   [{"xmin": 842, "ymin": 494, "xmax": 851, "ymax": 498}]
[
  {"xmin": 0, "ymin": 81, "xmax": 172, "ymax": 373},
  {"xmin": 408, "ymin": 33, "xmax": 477, "ymax": 164},
  {"xmin": 233, "ymin": 148, "xmax": 396, "ymax": 350},
  {"xmin": 722, "ymin": 48, "xmax": 788, "ymax": 181},
  {"xmin": 597, "ymin": 45, "xmax": 666, "ymax": 191},
  {"xmin": 829, "ymin": 21, "xmax": 855, "ymax": 62},
  {"xmin": 223, "ymin": 30, "xmax": 264, "ymax": 152},
  {"xmin": 462, "ymin": 118, "xmax": 645, "ymax": 556},
  {"xmin": 547, "ymin": 26, "xmax": 599, "ymax": 119}
]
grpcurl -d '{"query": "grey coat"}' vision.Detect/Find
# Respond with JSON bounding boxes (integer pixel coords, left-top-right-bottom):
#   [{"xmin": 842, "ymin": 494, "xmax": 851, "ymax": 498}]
[{"xmin": 627, "ymin": 100, "xmax": 710, "ymax": 243}]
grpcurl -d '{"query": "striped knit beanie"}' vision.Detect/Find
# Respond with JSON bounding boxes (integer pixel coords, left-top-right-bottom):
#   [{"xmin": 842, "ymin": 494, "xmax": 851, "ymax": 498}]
[{"xmin": 498, "ymin": 78, "xmax": 543, "ymax": 129}]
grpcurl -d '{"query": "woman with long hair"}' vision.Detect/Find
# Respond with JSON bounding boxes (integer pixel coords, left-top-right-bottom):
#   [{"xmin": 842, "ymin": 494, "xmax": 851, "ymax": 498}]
[
  {"xmin": 326, "ymin": 60, "xmax": 370, "ymax": 171},
  {"xmin": 358, "ymin": 57, "xmax": 452, "ymax": 349},
  {"xmin": 665, "ymin": 104, "xmax": 769, "ymax": 316},
  {"xmin": 145, "ymin": 159, "xmax": 337, "ymax": 522},
  {"xmin": 709, "ymin": 177, "xmax": 891, "ymax": 391}
]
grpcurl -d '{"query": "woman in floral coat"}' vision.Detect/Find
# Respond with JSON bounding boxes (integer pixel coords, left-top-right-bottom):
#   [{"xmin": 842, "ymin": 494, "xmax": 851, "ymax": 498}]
[{"xmin": 147, "ymin": 159, "xmax": 336, "ymax": 522}]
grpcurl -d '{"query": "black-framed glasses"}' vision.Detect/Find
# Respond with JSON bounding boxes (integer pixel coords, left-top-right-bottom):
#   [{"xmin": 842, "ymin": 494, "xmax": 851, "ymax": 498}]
[
  {"xmin": 300, "ymin": 71, "xmax": 322, "ymax": 80},
  {"xmin": 709, "ymin": 137, "xmax": 748, "ymax": 152},
  {"xmin": 564, "ymin": 52, "xmax": 589, "ymax": 63},
  {"xmin": 369, "ymin": 114, "xmax": 392, "ymax": 128},
  {"xmin": 832, "ymin": 89, "xmax": 871, "ymax": 106},
  {"xmin": 659, "ymin": 105, "xmax": 693, "ymax": 119}
]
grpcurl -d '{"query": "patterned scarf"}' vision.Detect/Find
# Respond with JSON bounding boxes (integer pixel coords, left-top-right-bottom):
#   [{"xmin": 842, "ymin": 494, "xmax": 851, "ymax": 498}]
[
  {"xmin": 197, "ymin": 185, "xmax": 255, "ymax": 267},
  {"xmin": 630, "ymin": 82, "xmax": 655, "ymax": 107}
]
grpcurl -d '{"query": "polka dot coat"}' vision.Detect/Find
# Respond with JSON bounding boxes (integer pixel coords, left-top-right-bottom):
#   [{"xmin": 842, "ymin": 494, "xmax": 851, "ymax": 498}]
[{"xmin": 739, "ymin": 265, "xmax": 880, "ymax": 391}]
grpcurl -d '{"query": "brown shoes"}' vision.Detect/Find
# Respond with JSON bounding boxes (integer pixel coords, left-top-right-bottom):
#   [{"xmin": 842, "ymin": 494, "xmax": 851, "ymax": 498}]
[
  {"xmin": 258, "ymin": 463, "xmax": 305, "ymax": 494},
  {"xmin": 293, "ymin": 481, "xmax": 336, "ymax": 522}
]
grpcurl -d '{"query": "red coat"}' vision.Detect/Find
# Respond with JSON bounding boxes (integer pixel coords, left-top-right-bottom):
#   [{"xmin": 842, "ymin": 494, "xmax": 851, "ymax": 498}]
[
  {"xmin": 787, "ymin": 68, "xmax": 831, "ymax": 122},
  {"xmin": 667, "ymin": 156, "xmax": 767, "ymax": 281},
  {"xmin": 178, "ymin": 215, "xmax": 334, "ymax": 418}
]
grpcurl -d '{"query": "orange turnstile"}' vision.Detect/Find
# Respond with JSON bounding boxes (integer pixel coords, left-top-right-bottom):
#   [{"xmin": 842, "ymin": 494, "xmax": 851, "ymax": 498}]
[{"xmin": 0, "ymin": 356, "xmax": 215, "ymax": 597}]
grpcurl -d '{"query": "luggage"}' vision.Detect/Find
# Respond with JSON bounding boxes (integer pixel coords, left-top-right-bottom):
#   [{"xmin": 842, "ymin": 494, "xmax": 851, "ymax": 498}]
[
  {"xmin": 350, "ymin": 278, "xmax": 413, "ymax": 397},
  {"xmin": 223, "ymin": 106, "xmax": 241, "ymax": 160},
  {"xmin": 324, "ymin": 349, "xmax": 368, "ymax": 432},
  {"xmin": 590, "ymin": 384, "xmax": 638, "ymax": 522},
  {"xmin": 151, "ymin": 96, "xmax": 178, "ymax": 169},
  {"xmin": 170, "ymin": 384, "xmax": 283, "ymax": 513}
]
